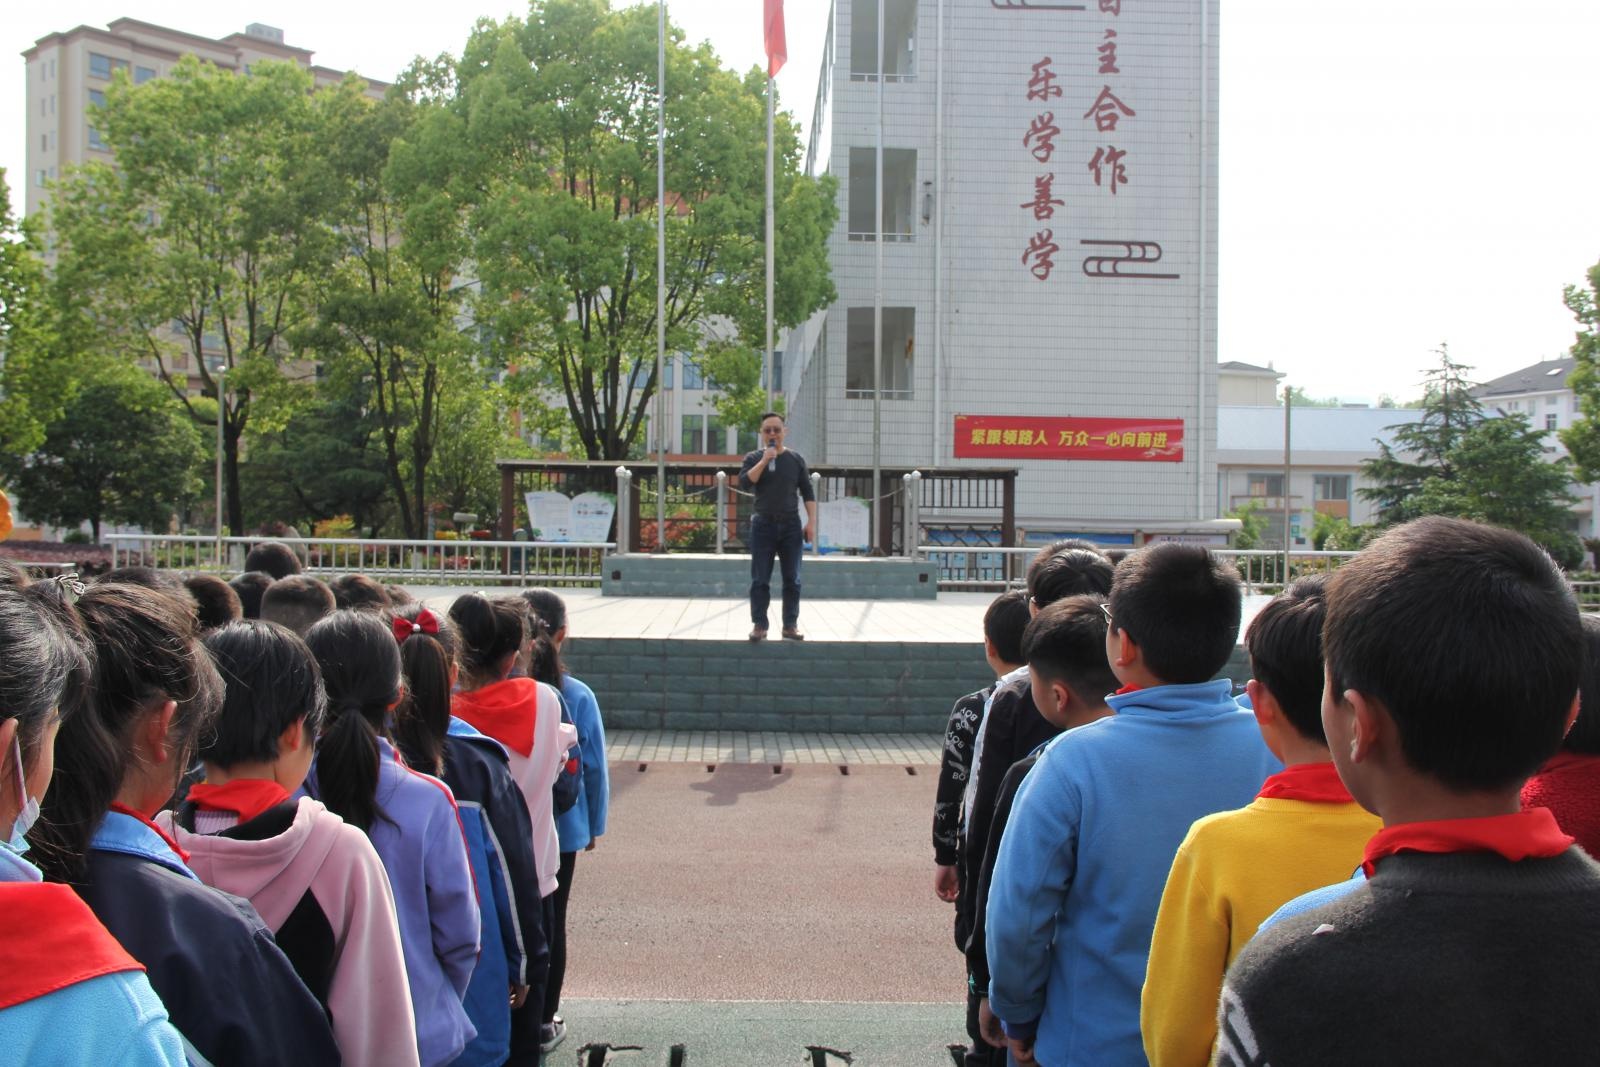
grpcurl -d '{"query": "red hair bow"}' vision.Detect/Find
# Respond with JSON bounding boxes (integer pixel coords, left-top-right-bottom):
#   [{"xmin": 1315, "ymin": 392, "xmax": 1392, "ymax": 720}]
[{"xmin": 392, "ymin": 607, "xmax": 440, "ymax": 644}]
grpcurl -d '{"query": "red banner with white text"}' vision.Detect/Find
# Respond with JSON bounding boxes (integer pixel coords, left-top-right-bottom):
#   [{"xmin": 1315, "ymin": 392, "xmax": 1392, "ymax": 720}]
[{"xmin": 953, "ymin": 414, "xmax": 1184, "ymax": 462}]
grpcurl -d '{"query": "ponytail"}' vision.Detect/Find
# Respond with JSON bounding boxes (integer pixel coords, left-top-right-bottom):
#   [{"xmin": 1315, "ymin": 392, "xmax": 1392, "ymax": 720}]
[
  {"xmin": 448, "ymin": 593, "xmax": 524, "ymax": 687},
  {"xmin": 304, "ymin": 611, "xmax": 402, "ymax": 833},
  {"xmin": 392, "ymin": 606, "xmax": 456, "ymax": 777}
]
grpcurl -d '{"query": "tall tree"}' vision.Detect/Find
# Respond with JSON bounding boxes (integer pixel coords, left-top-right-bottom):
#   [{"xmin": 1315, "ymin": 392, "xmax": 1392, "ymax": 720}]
[
  {"xmin": 1358, "ymin": 346, "xmax": 1483, "ymax": 523},
  {"xmin": 1560, "ymin": 260, "xmax": 1600, "ymax": 480},
  {"xmin": 239, "ymin": 387, "xmax": 393, "ymax": 536},
  {"xmin": 1, "ymin": 369, "xmax": 201, "ymax": 543},
  {"xmin": 0, "ymin": 170, "xmax": 63, "ymax": 459},
  {"xmin": 459, "ymin": 0, "xmax": 836, "ymax": 459},
  {"xmin": 47, "ymin": 57, "xmax": 342, "ymax": 535}
]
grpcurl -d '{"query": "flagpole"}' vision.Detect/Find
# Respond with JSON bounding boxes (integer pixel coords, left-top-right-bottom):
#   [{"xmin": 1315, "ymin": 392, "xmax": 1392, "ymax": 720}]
[
  {"xmin": 654, "ymin": 0, "xmax": 667, "ymax": 549},
  {"xmin": 765, "ymin": 76, "xmax": 775, "ymax": 412},
  {"xmin": 872, "ymin": 0, "xmax": 884, "ymax": 554}
]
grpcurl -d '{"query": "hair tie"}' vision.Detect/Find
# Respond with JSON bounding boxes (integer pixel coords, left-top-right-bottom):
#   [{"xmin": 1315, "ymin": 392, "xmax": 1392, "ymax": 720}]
[{"xmin": 391, "ymin": 607, "xmax": 440, "ymax": 645}]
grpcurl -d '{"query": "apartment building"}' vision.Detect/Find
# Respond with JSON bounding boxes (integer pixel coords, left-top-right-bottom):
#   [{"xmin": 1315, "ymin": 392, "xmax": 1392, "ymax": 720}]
[
  {"xmin": 781, "ymin": 0, "xmax": 1226, "ymax": 539},
  {"xmin": 1474, "ymin": 356, "xmax": 1600, "ymax": 538}
]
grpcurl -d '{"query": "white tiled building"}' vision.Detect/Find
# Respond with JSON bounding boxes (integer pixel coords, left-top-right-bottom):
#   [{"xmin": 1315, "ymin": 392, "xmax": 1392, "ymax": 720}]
[
  {"xmin": 1474, "ymin": 356, "xmax": 1600, "ymax": 539},
  {"xmin": 781, "ymin": 0, "xmax": 1223, "ymax": 538}
]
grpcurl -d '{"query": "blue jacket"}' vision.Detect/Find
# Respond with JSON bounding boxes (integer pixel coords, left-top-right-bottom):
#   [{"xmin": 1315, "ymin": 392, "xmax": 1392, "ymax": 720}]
[
  {"xmin": 0, "ymin": 847, "xmax": 187, "ymax": 1067},
  {"xmin": 555, "ymin": 674, "xmax": 610, "ymax": 853},
  {"xmin": 81, "ymin": 811, "xmax": 340, "ymax": 1067},
  {"xmin": 986, "ymin": 680, "xmax": 1279, "ymax": 1066},
  {"xmin": 443, "ymin": 718, "xmax": 546, "ymax": 1067},
  {"xmin": 309, "ymin": 740, "xmax": 482, "ymax": 1067}
]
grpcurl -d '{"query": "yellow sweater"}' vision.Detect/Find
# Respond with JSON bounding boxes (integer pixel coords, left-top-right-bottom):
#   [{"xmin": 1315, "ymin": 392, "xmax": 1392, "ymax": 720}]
[{"xmin": 1141, "ymin": 795, "xmax": 1380, "ymax": 1067}]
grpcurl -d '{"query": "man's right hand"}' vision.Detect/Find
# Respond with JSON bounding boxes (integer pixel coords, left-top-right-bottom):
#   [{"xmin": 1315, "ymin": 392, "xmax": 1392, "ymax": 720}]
[
  {"xmin": 933, "ymin": 864, "xmax": 958, "ymax": 902},
  {"xmin": 763, "ymin": 444, "xmax": 778, "ymax": 463}
]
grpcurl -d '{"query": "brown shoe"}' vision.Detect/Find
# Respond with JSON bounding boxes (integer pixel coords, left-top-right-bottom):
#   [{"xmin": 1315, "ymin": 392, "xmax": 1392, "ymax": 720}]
[
  {"xmin": 781, "ymin": 628, "xmax": 805, "ymax": 641},
  {"xmin": 749, "ymin": 627, "xmax": 768, "ymax": 642}
]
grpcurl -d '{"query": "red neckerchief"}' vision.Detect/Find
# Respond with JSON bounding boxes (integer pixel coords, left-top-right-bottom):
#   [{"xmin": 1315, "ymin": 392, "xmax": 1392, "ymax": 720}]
[
  {"xmin": 1256, "ymin": 761, "xmax": 1354, "ymax": 804},
  {"xmin": 1362, "ymin": 807, "xmax": 1574, "ymax": 877},
  {"xmin": 1114, "ymin": 684, "xmax": 1142, "ymax": 695},
  {"xmin": 1537, "ymin": 751, "xmax": 1600, "ymax": 777},
  {"xmin": 187, "ymin": 780, "xmax": 293, "ymax": 824},
  {"xmin": 0, "ymin": 882, "xmax": 144, "ymax": 1010},
  {"xmin": 108, "ymin": 802, "xmax": 191, "ymax": 864}
]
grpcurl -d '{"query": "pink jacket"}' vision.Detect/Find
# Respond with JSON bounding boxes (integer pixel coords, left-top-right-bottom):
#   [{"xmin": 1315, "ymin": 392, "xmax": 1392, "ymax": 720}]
[{"xmin": 159, "ymin": 797, "xmax": 420, "ymax": 1067}]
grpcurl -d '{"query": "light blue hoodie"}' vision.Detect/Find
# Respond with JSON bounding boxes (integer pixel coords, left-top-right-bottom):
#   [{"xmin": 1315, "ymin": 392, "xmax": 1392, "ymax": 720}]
[
  {"xmin": 986, "ymin": 680, "xmax": 1279, "ymax": 1066},
  {"xmin": 554, "ymin": 674, "xmax": 610, "ymax": 853},
  {"xmin": 0, "ymin": 847, "xmax": 187, "ymax": 1067}
]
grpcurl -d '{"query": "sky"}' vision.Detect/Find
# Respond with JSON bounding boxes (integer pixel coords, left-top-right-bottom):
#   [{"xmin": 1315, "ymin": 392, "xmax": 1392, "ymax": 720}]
[{"xmin": 4, "ymin": 0, "xmax": 1599, "ymax": 405}]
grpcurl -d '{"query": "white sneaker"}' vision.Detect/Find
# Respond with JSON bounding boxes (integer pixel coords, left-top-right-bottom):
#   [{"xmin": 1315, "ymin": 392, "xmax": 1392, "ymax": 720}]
[{"xmin": 540, "ymin": 1018, "xmax": 566, "ymax": 1053}]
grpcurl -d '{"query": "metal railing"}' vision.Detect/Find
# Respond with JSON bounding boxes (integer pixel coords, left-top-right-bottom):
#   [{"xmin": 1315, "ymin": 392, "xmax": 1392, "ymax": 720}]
[
  {"xmin": 916, "ymin": 544, "xmax": 1365, "ymax": 593},
  {"xmin": 104, "ymin": 534, "xmax": 614, "ymax": 587}
]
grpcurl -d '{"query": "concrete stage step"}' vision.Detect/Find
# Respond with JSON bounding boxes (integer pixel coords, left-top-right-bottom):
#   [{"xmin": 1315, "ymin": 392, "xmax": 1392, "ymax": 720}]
[
  {"xmin": 417, "ymin": 589, "xmax": 1268, "ymax": 734},
  {"xmin": 600, "ymin": 552, "xmax": 939, "ymax": 599}
]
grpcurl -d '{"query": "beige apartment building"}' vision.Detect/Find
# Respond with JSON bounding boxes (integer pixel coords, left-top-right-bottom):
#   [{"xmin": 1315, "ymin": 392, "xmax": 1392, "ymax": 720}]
[{"xmin": 22, "ymin": 18, "xmax": 387, "ymax": 220}]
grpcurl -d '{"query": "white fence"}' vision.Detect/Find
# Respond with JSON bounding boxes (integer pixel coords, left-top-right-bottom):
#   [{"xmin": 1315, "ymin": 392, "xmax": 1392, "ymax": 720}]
[
  {"xmin": 104, "ymin": 534, "xmax": 613, "ymax": 587},
  {"xmin": 918, "ymin": 544, "xmax": 1362, "ymax": 593}
]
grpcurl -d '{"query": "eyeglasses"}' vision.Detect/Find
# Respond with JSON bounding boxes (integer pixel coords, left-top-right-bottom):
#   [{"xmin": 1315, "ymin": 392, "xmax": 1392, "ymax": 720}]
[{"xmin": 1098, "ymin": 601, "xmax": 1114, "ymax": 627}]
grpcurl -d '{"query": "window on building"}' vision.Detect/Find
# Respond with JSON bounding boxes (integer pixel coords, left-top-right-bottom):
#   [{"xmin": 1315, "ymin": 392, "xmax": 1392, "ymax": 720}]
[
  {"xmin": 848, "ymin": 148, "xmax": 917, "ymax": 240},
  {"xmin": 135, "ymin": 66, "xmax": 157, "ymax": 85},
  {"xmin": 88, "ymin": 127, "xmax": 105, "ymax": 150},
  {"xmin": 736, "ymin": 426, "xmax": 760, "ymax": 454},
  {"xmin": 706, "ymin": 415, "xmax": 729, "ymax": 454},
  {"xmin": 679, "ymin": 414, "xmax": 704, "ymax": 454},
  {"xmin": 40, "ymin": 134, "xmax": 47, "ymax": 152},
  {"xmin": 850, "ymin": 0, "xmax": 918, "ymax": 81},
  {"xmin": 89, "ymin": 89, "xmax": 106, "ymax": 109},
  {"xmin": 40, "ymin": 99, "xmax": 46, "ymax": 118},
  {"xmin": 1548, "ymin": 395, "xmax": 1559, "ymax": 407},
  {"xmin": 1547, "ymin": 413, "xmax": 1559, "ymax": 431},
  {"xmin": 89, "ymin": 53, "xmax": 128, "ymax": 80},
  {"xmin": 1312, "ymin": 474, "xmax": 1351, "ymax": 502},
  {"xmin": 681, "ymin": 358, "xmax": 705, "ymax": 390},
  {"xmin": 1247, "ymin": 472, "xmax": 1285, "ymax": 498},
  {"xmin": 36, "ymin": 170, "xmax": 47, "ymax": 188},
  {"xmin": 762, "ymin": 351, "xmax": 783, "ymax": 392},
  {"xmin": 846, "ymin": 306, "xmax": 915, "ymax": 399}
]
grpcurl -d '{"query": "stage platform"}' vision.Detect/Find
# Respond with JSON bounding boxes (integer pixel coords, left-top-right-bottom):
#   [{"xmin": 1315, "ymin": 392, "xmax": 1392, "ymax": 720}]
[
  {"xmin": 415, "ymin": 587, "xmax": 1270, "ymax": 734},
  {"xmin": 600, "ymin": 552, "xmax": 939, "ymax": 599}
]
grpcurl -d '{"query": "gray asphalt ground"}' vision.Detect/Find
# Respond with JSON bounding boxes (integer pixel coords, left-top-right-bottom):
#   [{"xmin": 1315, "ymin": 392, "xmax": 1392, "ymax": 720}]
[{"xmin": 556, "ymin": 762, "xmax": 970, "ymax": 1064}]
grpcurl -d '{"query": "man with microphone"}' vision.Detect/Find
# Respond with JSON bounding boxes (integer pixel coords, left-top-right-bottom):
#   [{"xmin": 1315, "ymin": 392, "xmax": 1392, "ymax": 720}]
[{"xmin": 739, "ymin": 412, "xmax": 817, "ymax": 641}]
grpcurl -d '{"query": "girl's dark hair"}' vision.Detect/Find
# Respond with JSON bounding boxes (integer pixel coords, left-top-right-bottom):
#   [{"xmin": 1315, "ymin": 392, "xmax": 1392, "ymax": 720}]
[
  {"xmin": 1563, "ymin": 614, "xmax": 1600, "ymax": 755},
  {"xmin": 33, "ymin": 583, "xmax": 224, "ymax": 883},
  {"xmin": 304, "ymin": 611, "xmax": 401, "ymax": 832},
  {"xmin": 521, "ymin": 589, "xmax": 569, "ymax": 634},
  {"xmin": 0, "ymin": 582, "xmax": 93, "ymax": 805},
  {"xmin": 448, "ymin": 594, "xmax": 525, "ymax": 686},
  {"xmin": 201, "ymin": 621, "xmax": 327, "ymax": 768},
  {"xmin": 527, "ymin": 618, "xmax": 563, "ymax": 688},
  {"xmin": 391, "ymin": 605, "xmax": 457, "ymax": 777}
]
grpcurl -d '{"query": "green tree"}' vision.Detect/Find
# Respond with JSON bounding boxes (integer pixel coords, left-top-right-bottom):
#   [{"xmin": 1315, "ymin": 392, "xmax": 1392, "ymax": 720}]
[
  {"xmin": 2, "ymin": 369, "xmax": 202, "ymax": 542},
  {"xmin": 48, "ymin": 57, "xmax": 343, "ymax": 535},
  {"xmin": 1283, "ymin": 386, "xmax": 1341, "ymax": 408},
  {"xmin": 459, "ymin": 0, "xmax": 837, "ymax": 460},
  {"xmin": 239, "ymin": 387, "xmax": 393, "ymax": 536},
  {"xmin": 1560, "ymin": 260, "xmax": 1600, "ymax": 480},
  {"xmin": 0, "ymin": 171, "xmax": 66, "ymax": 459},
  {"xmin": 425, "ymin": 375, "xmax": 537, "ymax": 529},
  {"xmin": 1358, "ymin": 346, "xmax": 1483, "ymax": 523},
  {"xmin": 1228, "ymin": 500, "xmax": 1267, "ymax": 549}
]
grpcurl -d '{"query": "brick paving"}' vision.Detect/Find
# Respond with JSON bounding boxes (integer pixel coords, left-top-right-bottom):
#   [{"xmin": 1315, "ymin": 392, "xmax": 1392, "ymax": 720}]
[{"xmin": 607, "ymin": 729, "xmax": 944, "ymax": 765}]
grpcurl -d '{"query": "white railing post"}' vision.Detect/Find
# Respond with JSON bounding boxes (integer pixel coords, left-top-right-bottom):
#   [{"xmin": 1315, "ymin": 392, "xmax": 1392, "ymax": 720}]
[
  {"xmin": 810, "ymin": 471, "xmax": 823, "ymax": 556},
  {"xmin": 715, "ymin": 471, "xmax": 727, "ymax": 554},
  {"xmin": 903, "ymin": 470, "xmax": 923, "ymax": 558},
  {"xmin": 615, "ymin": 467, "xmax": 633, "ymax": 554}
]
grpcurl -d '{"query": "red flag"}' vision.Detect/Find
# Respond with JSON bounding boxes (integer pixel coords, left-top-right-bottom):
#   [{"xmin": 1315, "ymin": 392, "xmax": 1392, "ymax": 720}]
[{"xmin": 764, "ymin": 0, "xmax": 787, "ymax": 78}]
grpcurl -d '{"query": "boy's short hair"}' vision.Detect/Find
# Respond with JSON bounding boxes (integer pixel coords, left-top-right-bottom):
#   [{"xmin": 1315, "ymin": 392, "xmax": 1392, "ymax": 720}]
[
  {"xmin": 1029, "ymin": 549, "xmax": 1114, "ymax": 608},
  {"xmin": 184, "ymin": 573, "xmax": 243, "ymax": 632},
  {"xmin": 200, "ymin": 620, "xmax": 327, "ymax": 768},
  {"xmin": 259, "ymin": 575, "xmax": 337, "ymax": 637},
  {"xmin": 983, "ymin": 590, "xmax": 1032, "ymax": 665},
  {"xmin": 1244, "ymin": 573, "xmax": 1330, "ymax": 743},
  {"xmin": 330, "ymin": 573, "xmax": 392, "ymax": 613},
  {"xmin": 245, "ymin": 541, "xmax": 303, "ymax": 580},
  {"xmin": 1562, "ymin": 614, "xmax": 1600, "ymax": 756},
  {"xmin": 1325, "ymin": 516, "xmax": 1581, "ymax": 792},
  {"xmin": 1108, "ymin": 543, "xmax": 1242, "ymax": 684},
  {"xmin": 228, "ymin": 571, "xmax": 274, "ymax": 619},
  {"xmin": 1022, "ymin": 595, "xmax": 1118, "ymax": 709}
]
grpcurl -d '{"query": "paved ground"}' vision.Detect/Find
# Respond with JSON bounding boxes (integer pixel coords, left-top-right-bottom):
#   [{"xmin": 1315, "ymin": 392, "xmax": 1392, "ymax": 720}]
[
  {"xmin": 553, "ymin": 755, "xmax": 970, "ymax": 1064},
  {"xmin": 607, "ymin": 730, "xmax": 944, "ymax": 766}
]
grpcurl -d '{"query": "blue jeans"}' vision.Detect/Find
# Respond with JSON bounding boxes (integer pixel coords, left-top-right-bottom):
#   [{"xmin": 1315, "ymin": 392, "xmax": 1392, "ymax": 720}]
[{"xmin": 749, "ymin": 513, "xmax": 803, "ymax": 630}]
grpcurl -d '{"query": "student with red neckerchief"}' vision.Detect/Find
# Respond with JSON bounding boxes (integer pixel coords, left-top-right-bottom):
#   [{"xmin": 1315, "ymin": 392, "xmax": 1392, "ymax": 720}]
[
  {"xmin": 0, "ymin": 570, "xmax": 187, "ymax": 1066},
  {"xmin": 28, "ymin": 582, "xmax": 339, "ymax": 1067},
  {"xmin": 1521, "ymin": 613, "xmax": 1600, "ymax": 857},
  {"xmin": 1218, "ymin": 518, "xmax": 1600, "ymax": 1067},
  {"xmin": 159, "ymin": 620, "xmax": 419, "ymax": 1067},
  {"xmin": 1142, "ymin": 574, "xmax": 1379, "ymax": 1067}
]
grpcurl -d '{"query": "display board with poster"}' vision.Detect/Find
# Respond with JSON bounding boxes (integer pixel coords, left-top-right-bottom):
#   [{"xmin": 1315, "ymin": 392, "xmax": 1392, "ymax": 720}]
[{"xmin": 523, "ymin": 491, "xmax": 617, "ymax": 543}]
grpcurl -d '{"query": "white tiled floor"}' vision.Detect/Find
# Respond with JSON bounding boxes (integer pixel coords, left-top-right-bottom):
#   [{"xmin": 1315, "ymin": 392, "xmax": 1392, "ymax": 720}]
[{"xmin": 606, "ymin": 729, "xmax": 945, "ymax": 765}]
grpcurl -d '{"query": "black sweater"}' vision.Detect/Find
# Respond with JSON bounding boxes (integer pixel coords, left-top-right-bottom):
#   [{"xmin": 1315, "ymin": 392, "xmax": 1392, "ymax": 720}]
[{"xmin": 1218, "ymin": 847, "xmax": 1600, "ymax": 1067}]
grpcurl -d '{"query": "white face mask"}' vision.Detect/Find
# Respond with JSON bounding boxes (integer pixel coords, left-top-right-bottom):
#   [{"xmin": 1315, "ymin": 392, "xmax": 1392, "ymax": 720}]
[{"xmin": 3, "ymin": 735, "xmax": 40, "ymax": 857}]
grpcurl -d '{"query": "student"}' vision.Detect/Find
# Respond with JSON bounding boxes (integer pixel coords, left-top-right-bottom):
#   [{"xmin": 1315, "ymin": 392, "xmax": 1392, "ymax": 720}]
[
  {"xmin": 245, "ymin": 540, "xmax": 304, "ymax": 580},
  {"xmin": 1218, "ymin": 518, "xmax": 1600, "ymax": 1066},
  {"xmin": 1521, "ymin": 613, "xmax": 1600, "ymax": 857},
  {"xmin": 330, "ymin": 573, "xmax": 393, "ymax": 613},
  {"xmin": 160, "ymin": 620, "xmax": 419, "ymax": 1067},
  {"xmin": 450, "ymin": 594, "xmax": 577, "ymax": 1061},
  {"xmin": 229, "ymin": 570, "xmax": 274, "ymax": 620},
  {"xmin": 261, "ymin": 574, "xmax": 337, "ymax": 636},
  {"xmin": 1141, "ymin": 574, "xmax": 1379, "ymax": 1067},
  {"xmin": 29, "ymin": 583, "xmax": 341, "ymax": 1067},
  {"xmin": 392, "ymin": 604, "xmax": 547, "ymax": 1067},
  {"xmin": 0, "ymin": 576, "xmax": 189, "ymax": 1067},
  {"xmin": 970, "ymin": 595, "xmax": 1118, "ymax": 1058},
  {"xmin": 986, "ymin": 543, "xmax": 1278, "ymax": 1067},
  {"xmin": 183, "ymin": 573, "xmax": 242, "ymax": 630},
  {"xmin": 304, "ymin": 610, "xmax": 482, "ymax": 1067}
]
